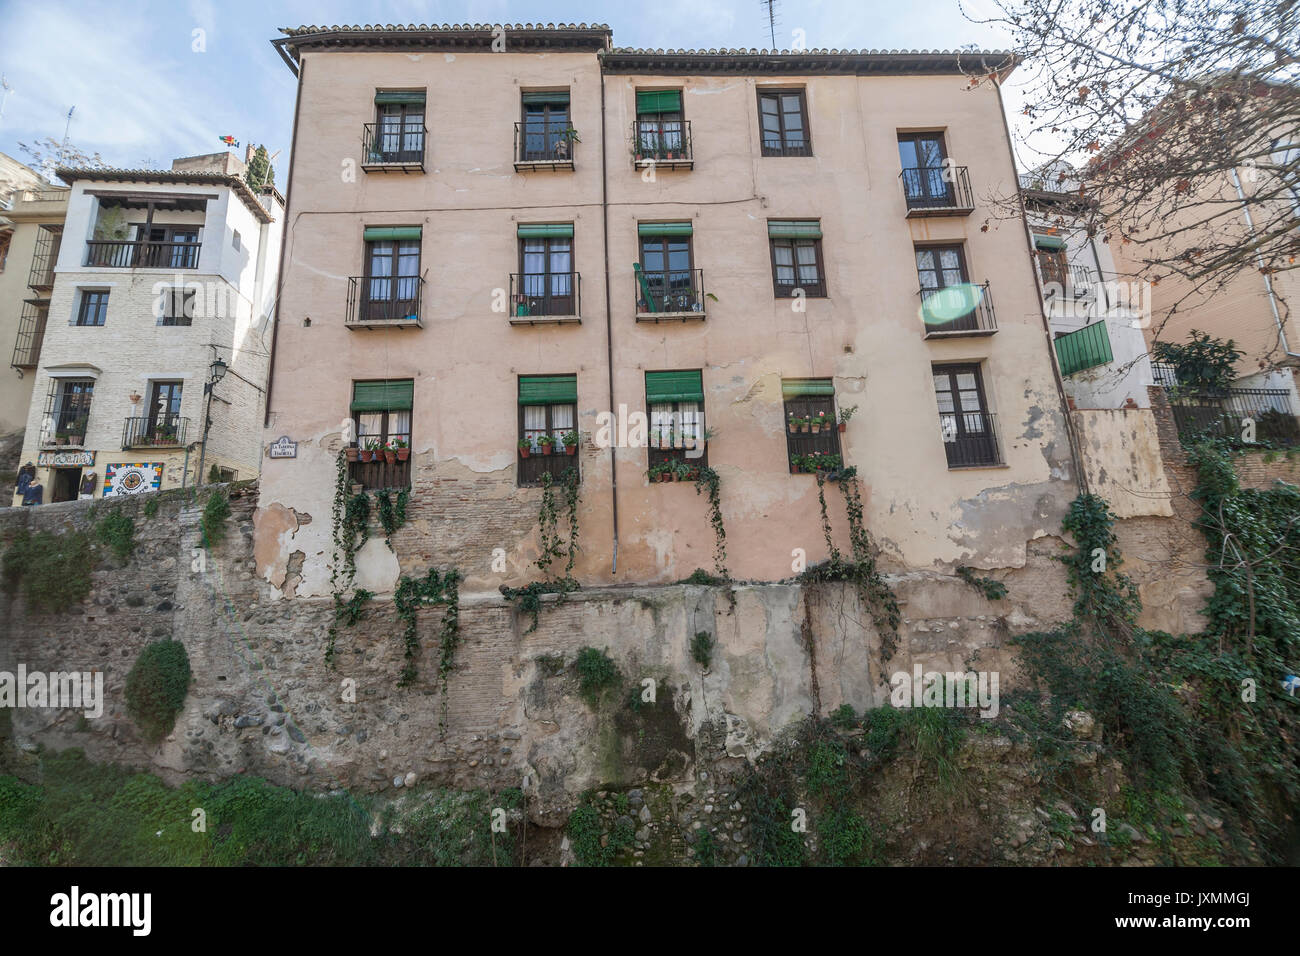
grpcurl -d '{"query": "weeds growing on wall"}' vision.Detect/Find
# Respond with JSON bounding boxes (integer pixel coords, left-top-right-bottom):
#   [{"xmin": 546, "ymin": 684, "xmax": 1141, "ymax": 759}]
[
  {"xmin": 200, "ymin": 490, "xmax": 231, "ymax": 548},
  {"xmin": 2, "ymin": 529, "xmax": 96, "ymax": 613},
  {"xmin": 124, "ymin": 640, "xmax": 192, "ymax": 742},
  {"xmin": 393, "ymin": 567, "xmax": 461, "ymax": 731},
  {"xmin": 327, "ymin": 451, "xmax": 371, "ymax": 667},
  {"xmin": 503, "ymin": 468, "xmax": 580, "ymax": 633},
  {"xmin": 955, "ymin": 565, "xmax": 1007, "ymax": 600},
  {"xmin": 693, "ymin": 466, "xmax": 728, "ymax": 580},
  {"xmin": 374, "ymin": 488, "xmax": 409, "ymax": 549},
  {"xmin": 93, "ymin": 511, "xmax": 136, "ymax": 562},
  {"xmin": 575, "ymin": 646, "xmax": 621, "ymax": 707}
]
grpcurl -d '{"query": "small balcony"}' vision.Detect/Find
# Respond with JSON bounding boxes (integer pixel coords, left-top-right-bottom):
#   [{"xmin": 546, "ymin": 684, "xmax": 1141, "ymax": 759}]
[
  {"xmin": 1054, "ymin": 322, "xmax": 1113, "ymax": 376},
  {"xmin": 10, "ymin": 300, "xmax": 48, "ymax": 370},
  {"xmin": 85, "ymin": 240, "xmax": 200, "ymax": 270},
  {"xmin": 346, "ymin": 276, "xmax": 425, "ymax": 330},
  {"xmin": 899, "ymin": 165, "xmax": 976, "ymax": 217},
  {"xmin": 631, "ymin": 120, "xmax": 693, "ymax": 170},
  {"xmin": 508, "ymin": 272, "xmax": 581, "ymax": 326},
  {"xmin": 27, "ymin": 225, "xmax": 61, "ymax": 289},
  {"xmin": 941, "ymin": 411, "xmax": 1004, "ymax": 468},
  {"xmin": 1166, "ymin": 386, "xmax": 1300, "ymax": 447},
  {"xmin": 634, "ymin": 267, "xmax": 707, "ymax": 323},
  {"xmin": 362, "ymin": 122, "xmax": 427, "ymax": 172},
  {"xmin": 514, "ymin": 121, "xmax": 576, "ymax": 171},
  {"xmin": 123, "ymin": 416, "xmax": 189, "ymax": 449},
  {"xmin": 918, "ymin": 282, "xmax": 998, "ymax": 338}
]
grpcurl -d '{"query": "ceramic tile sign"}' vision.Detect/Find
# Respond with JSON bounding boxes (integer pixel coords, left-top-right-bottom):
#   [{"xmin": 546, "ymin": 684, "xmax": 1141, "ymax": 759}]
[{"xmin": 104, "ymin": 462, "xmax": 163, "ymax": 497}]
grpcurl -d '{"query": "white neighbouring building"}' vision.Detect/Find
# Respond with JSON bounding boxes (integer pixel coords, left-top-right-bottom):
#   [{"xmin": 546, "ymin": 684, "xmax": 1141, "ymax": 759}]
[{"xmin": 11, "ymin": 153, "xmax": 283, "ymax": 504}]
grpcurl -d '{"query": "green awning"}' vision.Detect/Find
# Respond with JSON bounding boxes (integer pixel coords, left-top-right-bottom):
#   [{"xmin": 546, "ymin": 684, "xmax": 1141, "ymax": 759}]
[
  {"xmin": 1033, "ymin": 234, "xmax": 1066, "ymax": 250},
  {"xmin": 636, "ymin": 90, "xmax": 681, "ymax": 114},
  {"xmin": 363, "ymin": 226, "xmax": 422, "ymax": 242},
  {"xmin": 517, "ymin": 224, "xmax": 574, "ymax": 239},
  {"xmin": 646, "ymin": 370, "xmax": 704, "ymax": 404},
  {"xmin": 521, "ymin": 91, "xmax": 570, "ymax": 105},
  {"xmin": 375, "ymin": 91, "xmax": 426, "ymax": 105},
  {"xmin": 519, "ymin": 375, "xmax": 577, "ymax": 405},
  {"xmin": 768, "ymin": 220, "xmax": 822, "ymax": 239},
  {"xmin": 782, "ymin": 378, "xmax": 835, "ymax": 398},
  {"xmin": 351, "ymin": 380, "xmax": 413, "ymax": 412},
  {"xmin": 638, "ymin": 222, "xmax": 693, "ymax": 237}
]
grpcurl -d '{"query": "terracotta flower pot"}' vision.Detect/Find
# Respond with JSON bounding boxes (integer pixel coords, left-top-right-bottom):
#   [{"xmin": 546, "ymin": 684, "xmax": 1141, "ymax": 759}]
[
  {"xmin": 539, "ymin": 443, "xmax": 555, "ymax": 455},
  {"xmin": 70, "ymin": 435, "xmax": 84, "ymax": 445},
  {"xmin": 359, "ymin": 449, "xmax": 373, "ymax": 463},
  {"xmin": 811, "ymin": 424, "xmax": 821, "ymax": 434},
  {"xmin": 838, "ymin": 422, "xmax": 847, "ymax": 433},
  {"xmin": 519, "ymin": 446, "xmax": 530, "ymax": 458},
  {"xmin": 565, "ymin": 444, "xmax": 576, "ymax": 456},
  {"xmin": 384, "ymin": 450, "xmax": 397, "ymax": 465},
  {"xmin": 658, "ymin": 472, "xmax": 672, "ymax": 483},
  {"xmin": 396, "ymin": 448, "xmax": 410, "ymax": 461},
  {"xmin": 345, "ymin": 447, "xmax": 359, "ymax": 462},
  {"xmin": 800, "ymin": 425, "xmax": 809, "ymax": 434}
]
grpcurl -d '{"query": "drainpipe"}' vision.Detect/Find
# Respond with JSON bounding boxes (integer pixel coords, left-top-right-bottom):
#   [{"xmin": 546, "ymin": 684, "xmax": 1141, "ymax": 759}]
[
  {"xmin": 1230, "ymin": 166, "xmax": 1300, "ymax": 367},
  {"xmin": 993, "ymin": 79, "xmax": 1088, "ymax": 495},
  {"xmin": 600, "ymin": 59, "xmax": 620, "ymax": 575}
]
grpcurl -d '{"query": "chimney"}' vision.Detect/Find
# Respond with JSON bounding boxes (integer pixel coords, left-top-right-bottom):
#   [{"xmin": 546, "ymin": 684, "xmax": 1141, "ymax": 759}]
[{"xmin": 245, "ymin": 144, "xmax": 255, "ymax": 165}]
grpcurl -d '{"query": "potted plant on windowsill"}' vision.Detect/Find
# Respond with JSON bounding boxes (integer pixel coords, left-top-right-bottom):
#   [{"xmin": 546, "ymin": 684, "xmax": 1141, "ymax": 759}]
[
  {"xmin": 561, "ymin": 430, "xmax": 579, "ymax": 456},
  {"xmin": 518, "ymin": 437, "xmax": 533, "ymax": 458},
  {"xmin": 55, "ymin": 431, "xmax": 69, "ymax": 446},
  {"xmin": 837, "ymin": 405, "xmax": 858, "ymax": 433},
  {"xmin": 360, "ymin": 439, "xmax": 380, "ymax": 463},
  {"xmin": 383, "ymin": 442, "xmax": 397, "ymax": 466},
  {"xmin": 537, "ymin": 434, "xmax": 556, "ymax": 455},
  {"xmin": 648, "ymin": 461, "xmax": 675, "ymax": 483},
  {"xmin": 799, "ymin": 416, "xmax": 811, "ymax": 434},
  {"xmin": 790, "ymin": 453, "xmax": 805, "ymax": 474},
  {"xmin": 393, "ymin": 438, "xmax": 409, "ymax": 461},
  {"xmin": 345, "ymin": 444, "xmax": 359, "ymax": 462},
  {"xmin": 68, "ymin": 416, "xmax": 88, "ymax": 445},
  {"xmin": 810, "ymin": 411, "xmax": 826, "ymax": 435},
  {"xmin": 788, "ymin": 413, "xmax": 799, "ymax": 434}
]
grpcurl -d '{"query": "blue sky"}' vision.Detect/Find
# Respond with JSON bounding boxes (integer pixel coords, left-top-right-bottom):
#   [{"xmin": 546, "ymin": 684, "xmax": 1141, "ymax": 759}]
[{"xmin": 0, "ymin": 0, "xmax": 1017, "ymax": 179}]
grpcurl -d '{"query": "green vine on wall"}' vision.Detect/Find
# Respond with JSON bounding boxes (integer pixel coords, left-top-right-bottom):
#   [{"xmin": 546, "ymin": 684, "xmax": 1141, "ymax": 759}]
[
  {"xmin": 375, "ymin": 489, "xmax": 409, "ymax": 549},
  {"xmin": 955, "ymin": 566, "xmax": 1008, "ymax": 601},
  {"xmin": 1058, "ymin": 493, "xmax": 1140, "ymax": 631},
  {"xmin": 693, "ymin": 466, "xmax": 729, "ymax": 580},
  {"xmin": 503, "ymin": 468, "xmax": 581, "ymax": 633},
  {"xmin": 393, "ymin": 567, "xmax": 461, "ymax": 732},
  {"xmin": 327, "ymin": 450, "xmax": 372, "ymax": 667}
]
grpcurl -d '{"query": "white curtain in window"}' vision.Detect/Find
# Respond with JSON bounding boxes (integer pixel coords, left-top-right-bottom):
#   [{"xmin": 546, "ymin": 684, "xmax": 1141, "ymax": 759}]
[
  {"xmin": 550, "ymin": 403, "xmax": 574, "ymax": 439},
  {"xmin": 523, "ymin": 405, "xmax": 547, "ymax": 449},
  {"xmin": 389, "ymin": 410, "xmax": 411, "ymax": 440}
]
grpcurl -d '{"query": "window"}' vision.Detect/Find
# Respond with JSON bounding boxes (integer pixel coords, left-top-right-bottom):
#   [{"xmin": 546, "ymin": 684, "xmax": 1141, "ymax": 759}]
[
  {"xmin": 916, "ymin": 244, "xmax": 990, "ymax": 334},
  {"xmin": 637, "ymin": 223, "xmax": 698, "ymax": 313},
  {"xmin": 373, "ymin": 91, "xmax": 426, "ymax": 163},
  {"xmin": 635, "ymin": 90, "xmax": 685, "ymax": 160},
  {"xmin": 140, "ymin": 225, "xmax": 200, "ymax": 269},
  {"xmin": 782, "ymin": 379, "xmax": 842, "ymax": 473},
  {"xmin": 932, "ymin": 364, "xmax": 1001, "ymax": 467},
  {"xmin": 350, "ymin": 379, "xmax": 413, "ymax": 490},
  {"xmin": 232, "ymin": 230, "xmax": 241, "ymax": 251},
  {"xmin": 1033, "ymin": 234, "xmax": 1068, "ymax": 287},
  {"xmin": 646, "ymin": 370, "xmax": 707, "ymax": 471},
  {"xmin": 518, "ymin": 375, "xmax": 578, "ymax": 486},
  {"xmin": 361, "ymin": 227, "xmax": 421, "ymax": 323},
  {"xmin": 897, "ymin": 132, "xmax": 953, "ymax": 206},
  {"xmin": 521, "ymin": 91, "xmax": 571, "ymax": 161},
  {"xmin": 144, "ymin": 381, "xmax": 184, "ymax": 445},
  {"xmin": 0, "ymin": 230, "xmax": 9, "ymax": 273},
  {"xmin": 516, "ymin": 225, "xmax": 575, "ymax": 316},
  {"xmin": 758, "ymin": 89, "xmax": 811, "ymax": 157},
  {"xmin": 47, "ymin": 378, "xmax": 94, "ymax": 443},
  {"xmin": 159, "ymin": 288, "xmax": 195, "ymax": 326},
  {"xmin": 768, "ymin": 221, "xmax": 825, "ymax": 297},
  {"xmin": 76, "ymin": 290, "xmax": 109, "ymax": 326}
]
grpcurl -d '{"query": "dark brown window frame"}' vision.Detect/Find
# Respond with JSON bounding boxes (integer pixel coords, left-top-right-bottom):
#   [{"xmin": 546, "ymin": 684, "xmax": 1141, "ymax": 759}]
[
  {"xmin": 75, "ymin": 289, "xmax": 109, "ymax": 326},
  {"xmin": 757, "ymin": 88, "xmax": 812, "ymax": 157},
  {"xmin": 782, "ymin": 391, "xmax": 843, "ymax": 473},
  {"xmin": 769, "ymin": 235, "xmax": 827, "ymax": 298},
  {"xmin": 517, "ymin": 399, "xmax": 580, "ymax": 487},
  {"xmin": 517, "ymin": 235, "xmax": 576, "ymax": 317},
  {"xmin": 158, "ymin": 287, "xmax": 195, "ymax": 326},
  {"xmin": 646, "ymin": 400, "xmax": 709, "ymax": 472},
  {"xmin": 146, "ymin": 380, "xmax": 184, "ymax": 431},
  {"xmin": 932, "ymin": 362, "xmax": 1002, "ymax": 468},
  {"xmin": 914, "ymin": 242, "xmax": 970, "ymax": 291},
  {"xmin": 349, "ymin": 397, "xmax": 412, "ymax": 491}
]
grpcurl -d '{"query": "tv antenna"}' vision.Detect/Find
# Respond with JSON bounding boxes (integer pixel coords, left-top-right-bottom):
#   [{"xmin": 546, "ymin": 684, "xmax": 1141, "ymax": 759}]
[
  {"xmin": 0, "ymin": 76, "xmax": 12, "ymax": 125},
  {"xmin": 760, "ymin": 0, "xmax": 781, "ymax": 49}
]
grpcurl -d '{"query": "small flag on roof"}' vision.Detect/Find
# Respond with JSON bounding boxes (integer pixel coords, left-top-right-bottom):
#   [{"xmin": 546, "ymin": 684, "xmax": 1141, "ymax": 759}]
[{"xmin": 219, "ymin": 135, "xmax": 239, "ymax": 148}]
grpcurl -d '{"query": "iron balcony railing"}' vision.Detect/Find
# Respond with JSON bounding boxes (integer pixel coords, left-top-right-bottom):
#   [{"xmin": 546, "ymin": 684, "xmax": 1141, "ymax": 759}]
[
  {"xmin": 509, "ymin": 271, "xmax": 580, "ymax": 319},
  {"xmin": 940, "ymin": 410, "xmax": 1003, "ymax": 468},
  {"xmin": 1040, "ymin": 260, "xmax": 1098, "ymax": 299},
  {"xmin": 514, "ymin": 120, "xmax": 577, "ymax": 167},
  {"xmin": 917, "ymin": 281, "xmax": 998, "ymax": 337},
  {"xmin": 634, "ymin": 267, "xmax": 707, "ymax": 317},
  {"xmin": 123, "ymin": 416, "xmax": 189, "ymax": 449},
  {"xmin": 346, "ymin": 275, "xmax": 425, "ymax": 328},
  {"xmin": 1168, "ymin": 388, "xmax": 1300, "ymax": 446},
  {"xmin": 85, "ymin": 239, "xmax": 200, "ymax": 269},
  {"xmin": 1150, "ymin": 362, "xmax": 1179, "ymax": 388},
  {"xmin": 1055, "ymin": 321, "xmax": 1114, "ymax": 376},
  {"xmin": 900, "ymin": 165, "xmax": 976, "ymax": 216},
  {"xmin": 11, "ymin": 301, "xmax": 48, "ymax": 369},
  {"xmin": 631, "ymin": 119, "xmax": 693, "ymax": 166},
  {"xmin": 362, "ymin": 121, "xmax": 427, "ymax": 169},
  {"xmin": 27, "ymin": 225, "xmax": 61, "ymax": 288}
]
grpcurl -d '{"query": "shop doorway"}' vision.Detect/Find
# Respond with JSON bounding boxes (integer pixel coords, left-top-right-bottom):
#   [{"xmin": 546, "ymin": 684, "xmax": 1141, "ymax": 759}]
[{"xmin": 51, "ymin": 467, "xmax": 81, "ymax": 503}]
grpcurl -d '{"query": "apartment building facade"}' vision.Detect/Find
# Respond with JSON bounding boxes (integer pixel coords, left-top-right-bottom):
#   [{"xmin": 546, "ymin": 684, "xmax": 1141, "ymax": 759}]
[
  {"xmin": 0, "ymin": 163, "xmax": 69, "ymax": 451},
  {"xmin": 256, "ymin": 23, "xmax": 1078, "ymax": 595},
  {"xmin": 11, "ymin": 153, "xmax": 283, "ymax": 504}
]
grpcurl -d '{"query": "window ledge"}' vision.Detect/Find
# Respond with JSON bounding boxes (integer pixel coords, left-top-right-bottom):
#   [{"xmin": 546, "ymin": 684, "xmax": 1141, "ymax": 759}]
[
  {"xmin": 947, "ymin": 462, "xmax": 1009, "ymax": 471},
  {"xmin": 635, "ymin": 311, "xmax": 705, "ymax": 324},
  {"xmin": 923, "ymin": 328, "xmax": 998, "ymax": 339},
  {"xmin": 514, "ymin": 159, "xmax": 575, "ymax": 172},
  {"xmin": 509, "ymin": 315, "xmax": 581, "ymax": 327},
  {"xmin": 634, "ymin": 157, "xmax": 693, "ymax": 171}
]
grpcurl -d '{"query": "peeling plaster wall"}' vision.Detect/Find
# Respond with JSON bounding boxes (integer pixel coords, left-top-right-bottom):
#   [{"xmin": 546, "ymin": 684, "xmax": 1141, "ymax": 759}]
[{"xmin": 1071, "ymin": 408, "xmax": 1173, "ymax": 519}]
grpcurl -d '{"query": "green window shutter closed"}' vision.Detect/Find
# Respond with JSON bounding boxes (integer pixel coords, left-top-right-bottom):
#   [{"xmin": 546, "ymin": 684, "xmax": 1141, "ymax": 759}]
[
  {"xmin": 374, "ymin": 91, "xmax": 426, "ymax": 105},
  {"xmin": 519, "ymin": 374, "xmax": 577, "ymax": 405},
  {"xmin": 636, "ymin": 90, "xmax": 682, "ymax": 114},
  {"xmin": 782, "ymin": 378, "xmax": 835, "ymax": 398},
  {"xmin": 768, "ymin": 220, "xmax": 822, "ymax": 239},
  {"xmin": 363, "ymin": 226, "xmax": 422, "ymax": 242},
  {"xmin": 521, "ymin": 91, "xmax": 570, "ymax": 105},
  {"xmin": 637, "ymin": 222, "xmax": 693, "ymax": 237},
  {"xmin": 517, "ymin": 224, "xmax": 574, "ymax": 239},
  {"xmin": 351, "ymin": 379, "xmax": 414, "ymax": 412},
  {"xmin": 1033, "ymin": 234, "xmax": 1066, "ymax": 250},
  {"xmin": 645, "ymin": 370, "xmax": 704, "ymax": 404}
]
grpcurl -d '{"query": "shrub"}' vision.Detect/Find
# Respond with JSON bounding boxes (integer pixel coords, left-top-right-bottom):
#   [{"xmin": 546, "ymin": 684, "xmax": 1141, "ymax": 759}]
[
  {"xmin": 575, "ymin": 647, "xmax": 620, "ymax": 705},
  {"xmin": 124, "ymin": 641, "xmax": 192, "ymax": 742},
  {"xmin": 1, "ymin": 530, "xmax": 95, "ymax": 613},
  {"xmin": 690, "ymin": 631, "xmax": 714, "ymax": 669},
  {"xmin": 200, "ymin": 490, "xmax": 231, "ymax": 546},
  {"xmin": 94, "ymin": 510, "xmax": 135, "ymax": 561}
]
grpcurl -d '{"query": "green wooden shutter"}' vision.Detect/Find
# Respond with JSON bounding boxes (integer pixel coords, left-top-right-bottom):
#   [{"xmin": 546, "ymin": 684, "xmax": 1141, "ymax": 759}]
[
  {"xmin": 517, "ymin": 224, "xmax": 574, "ymax": 239},
  {"xmin": 375, "ymin": 91, "xmax": 426, "ymax": 105},
  {"xmin": 637, "ymin": 222, "xmax": 693, "ymax": 237},
  {"xmin": 636, "ymin": 90, "xmax": 682, "ymax": 114},
  {"xmin": 363, "ymin": 226, "xmax": 422, "ymax": 241},
  {"xmin": 351, "ymin": 380, "xmax": 414, "ymax": 412},
  {"xmin": 519, "ymin": 375, "xmax": 577, "ymax": 405},
  {"xmin": 1033, "ymin": 234, "xmax": 1066, "ymax": 250},
  {"xmin": 521, "ymin": 91, "xmax": 570, "ymax": 105},
  {"xmin": 782, "ymin": 378, "xmax": 835, "ymax": 398},
  {"xmin": 645, "ymin": 370, "xmax": 704, "ymax": 403},
  {"xmin": 768, "ymin": 220, "xmax": 822, "ymax": 239}
]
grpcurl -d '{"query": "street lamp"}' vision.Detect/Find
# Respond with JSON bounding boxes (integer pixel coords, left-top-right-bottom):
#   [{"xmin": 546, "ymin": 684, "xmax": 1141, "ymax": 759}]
[{"xmin": 196, "ymin": 357, "xmax": 229, "ymax": 485}]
